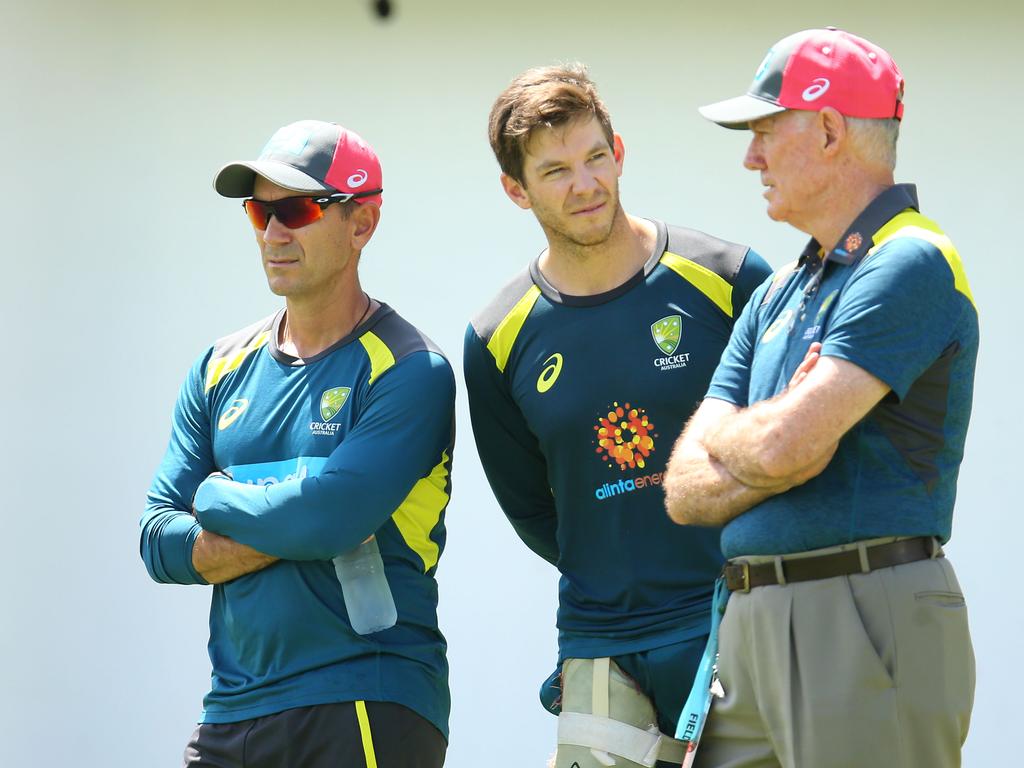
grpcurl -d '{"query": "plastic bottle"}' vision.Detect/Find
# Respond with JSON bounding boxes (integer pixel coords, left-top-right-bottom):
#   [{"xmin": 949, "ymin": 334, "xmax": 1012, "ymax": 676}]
[{"xmin": 332, "ymin": 536, "xmax": 397, "ymax": 635}]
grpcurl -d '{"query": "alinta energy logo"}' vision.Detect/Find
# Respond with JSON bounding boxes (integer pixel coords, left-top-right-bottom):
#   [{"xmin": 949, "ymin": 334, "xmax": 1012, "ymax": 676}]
[
  {"xmin": 310, "ymin": 386, "xmax": 351, "ymax": 436},
  {"xmin": 592, "ymin": 402, "xmax": 664, "ymax": 501},
  {"xmin": 651, "ymin": 314, "xmax": 690, "ymax": 372}
]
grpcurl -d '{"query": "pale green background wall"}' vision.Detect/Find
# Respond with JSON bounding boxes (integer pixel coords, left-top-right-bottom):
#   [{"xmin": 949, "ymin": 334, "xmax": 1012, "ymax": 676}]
[{"xmin": 2, "ymin": 1, "xmax": 1018, "ymax": 765}]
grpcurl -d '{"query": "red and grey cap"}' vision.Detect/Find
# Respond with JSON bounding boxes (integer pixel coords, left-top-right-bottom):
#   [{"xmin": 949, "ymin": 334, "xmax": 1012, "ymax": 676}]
[
  {"xmin": 699, "ymin": 28, "xmax": 905, "ymax": 129},
  {"xmin": 214, "ymin": 120, "xmax": 383, "ymax": 206}
]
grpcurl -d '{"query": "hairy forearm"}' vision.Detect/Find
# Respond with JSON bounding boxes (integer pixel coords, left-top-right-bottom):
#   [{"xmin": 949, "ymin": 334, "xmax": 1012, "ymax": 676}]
[
  {"xmin": 191, "ymin": 530, "xmax": 279, "ymax": 585},
  {"xmin": 664, "ymin": 433, "xmax": 785, "ymax": 526},
  {"xmin": 703, "ymin": 353, "xmax": 889, "ymax": 487},
  {"xmin": 703, "ymin": 396, "xmax": 837, "ymax": 487}
]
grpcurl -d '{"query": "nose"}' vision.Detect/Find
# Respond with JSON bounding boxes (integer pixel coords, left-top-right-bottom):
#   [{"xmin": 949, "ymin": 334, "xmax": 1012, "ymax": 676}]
[
  {"xmin": 570, "ymin": 165, "xmax": 601, "ymax": 196},
  {"xmin": 262, "ymin": 214, "xmax": 293, "ymax": 245},
  {"xmin": 743, "ymin": 135, "xmax": 765, "ymax": 171}
]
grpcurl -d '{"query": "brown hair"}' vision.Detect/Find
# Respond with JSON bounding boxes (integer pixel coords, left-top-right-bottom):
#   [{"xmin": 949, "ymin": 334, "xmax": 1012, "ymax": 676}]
[{"xmin": 488, "ymin": 63, "xmax": 614, "ymax": 185}]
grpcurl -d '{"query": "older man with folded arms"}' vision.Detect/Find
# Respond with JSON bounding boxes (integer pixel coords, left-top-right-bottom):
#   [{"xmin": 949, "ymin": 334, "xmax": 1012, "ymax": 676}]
[{"xmin": 665, "ymin": 28, "xmax": 977, "ymax": 768}]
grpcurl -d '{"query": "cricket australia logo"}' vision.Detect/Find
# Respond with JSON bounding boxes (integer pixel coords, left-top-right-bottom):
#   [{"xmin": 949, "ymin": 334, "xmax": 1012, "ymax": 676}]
[
  {"xmin": 651, "ymin": 315, "xmax": 690, "ymax": 371},
  {"xmin": 310, "ymin": 386, "xmax": 351, "ymax": 436},
  {"xmin": 651, "ymin": 315, "xmax": 681, "ymax": 355},
  {"xmin": 320, "ymin": 387, "xmax": 351, "ymax": 421}
]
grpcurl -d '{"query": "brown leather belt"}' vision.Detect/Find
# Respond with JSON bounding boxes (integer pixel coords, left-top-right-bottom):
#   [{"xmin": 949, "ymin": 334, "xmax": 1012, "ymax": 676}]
[{"xmin": 723, "ymin": 536, "xmax": 941, "ymax": 593}]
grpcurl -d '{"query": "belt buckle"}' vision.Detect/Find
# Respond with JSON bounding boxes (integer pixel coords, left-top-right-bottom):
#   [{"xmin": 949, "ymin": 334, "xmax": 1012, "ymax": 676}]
[
  {"xmin": 737, "ymin": 562, "xmax": 751, "ymax": 593},
  {"xmin": 725, "ymin": 562, "xmax": 751, "ymax": 593}
]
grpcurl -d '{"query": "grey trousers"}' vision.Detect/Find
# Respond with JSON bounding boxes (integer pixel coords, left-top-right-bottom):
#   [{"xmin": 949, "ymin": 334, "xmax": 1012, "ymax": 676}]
[{"xmin": 694, "ymin": 555, "xmax": 975, "ymax": 768}]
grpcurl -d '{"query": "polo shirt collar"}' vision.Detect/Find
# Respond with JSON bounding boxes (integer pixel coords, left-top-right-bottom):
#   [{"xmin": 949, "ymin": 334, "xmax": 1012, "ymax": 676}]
[{"xmin": 798, "ymin": 184, "xmax": 920, "ymax": 267}]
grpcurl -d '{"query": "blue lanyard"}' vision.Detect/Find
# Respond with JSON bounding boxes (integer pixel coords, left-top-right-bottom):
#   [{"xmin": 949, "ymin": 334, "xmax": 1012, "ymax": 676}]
[{"xmin": 675, "ymin": 576, "xmax": 730, "ymax": 747}]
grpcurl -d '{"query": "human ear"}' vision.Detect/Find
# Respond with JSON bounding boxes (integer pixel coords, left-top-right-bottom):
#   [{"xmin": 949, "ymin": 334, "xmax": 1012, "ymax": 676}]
[
  {"xmin": 500, "ymin": 173, "xmax": 532, "ymax": 210},
  {"xmin": 350, "ymin": 203, "xmax": 381, "ymax": 250},
  {"xmin": 819, "ymin": 107, "xmax": 847, "ymax": 154}
]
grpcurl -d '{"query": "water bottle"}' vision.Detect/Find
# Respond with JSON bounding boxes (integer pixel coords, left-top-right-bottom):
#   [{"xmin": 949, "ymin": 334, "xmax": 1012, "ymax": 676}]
[{"xmin": 332, "ymin": 536, "xmax": 397, "ymax": 635}]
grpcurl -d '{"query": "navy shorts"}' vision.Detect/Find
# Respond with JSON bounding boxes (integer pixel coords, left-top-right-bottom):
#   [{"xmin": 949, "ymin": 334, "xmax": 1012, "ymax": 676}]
[
  {"xmin": 184, "ymin": 701, "xmax": 446, "ymax": 768},
  {"xmin": 540, "ymin": 633, "xmax": 709, "ymax": 736}
]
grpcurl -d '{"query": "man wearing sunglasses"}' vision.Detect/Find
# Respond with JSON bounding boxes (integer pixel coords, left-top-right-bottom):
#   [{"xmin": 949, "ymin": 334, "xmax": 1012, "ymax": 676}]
[{"xmin": 141, "ymin": 120, "xmax": 454, "ymax": 767}]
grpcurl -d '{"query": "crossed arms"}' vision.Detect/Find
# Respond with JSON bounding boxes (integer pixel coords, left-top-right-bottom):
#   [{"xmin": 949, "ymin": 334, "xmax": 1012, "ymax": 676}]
[
  {"xmin": 664, "ymin": 343, "xmax": 891, "ymax": 527},
  {"xmin": 190, "ymin": 529, "xmax": 277, "ymax": 584},
  {"xmin": 140, "ymin": 351, "xmax": 455, "ymax": 586}
]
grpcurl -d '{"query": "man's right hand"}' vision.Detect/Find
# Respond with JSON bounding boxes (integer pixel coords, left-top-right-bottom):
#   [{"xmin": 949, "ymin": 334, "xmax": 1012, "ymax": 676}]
[{"xmin": 192, "ymin": 530, "xmax": 279, "ymax": 585}]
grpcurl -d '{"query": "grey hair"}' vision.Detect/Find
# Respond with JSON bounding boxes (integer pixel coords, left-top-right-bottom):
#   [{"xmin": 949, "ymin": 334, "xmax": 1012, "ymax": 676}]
[{"xmin": 845, "ymin": 117, "xmax": 900, "ymax": 171}]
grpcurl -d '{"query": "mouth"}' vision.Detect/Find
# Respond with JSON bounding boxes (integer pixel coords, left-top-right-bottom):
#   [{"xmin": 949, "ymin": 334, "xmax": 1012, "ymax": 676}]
[
  {"xmin": 265, "ymin": 255, "xmax": 300, "ymax": 268},
  {"xmin": 570, "ymin": 200, "xmax": 606, "ymax": 216}
]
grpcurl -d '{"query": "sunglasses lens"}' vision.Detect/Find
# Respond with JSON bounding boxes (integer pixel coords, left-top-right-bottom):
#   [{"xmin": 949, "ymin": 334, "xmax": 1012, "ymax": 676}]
[
  {"xmin": 244, "ymin": 197, "xmax": 325, "ymax": 229},
  {"xmin": 243, "ymin": 199, "xmax": 270, "ymax": 229},
  {"xmin": 275, "ymin": 197, "xmax": 324, "ymax": 228}
]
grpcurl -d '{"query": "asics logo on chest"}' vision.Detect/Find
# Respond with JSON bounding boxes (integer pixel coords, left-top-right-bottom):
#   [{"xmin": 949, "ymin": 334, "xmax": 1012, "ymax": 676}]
[
  {"xmin": 537, "ymin": 353, "xmax": 564, "ymax": 393},
  {"xmin": 218, "ymin": 399, "xmax": 249, "ymax": 430}
]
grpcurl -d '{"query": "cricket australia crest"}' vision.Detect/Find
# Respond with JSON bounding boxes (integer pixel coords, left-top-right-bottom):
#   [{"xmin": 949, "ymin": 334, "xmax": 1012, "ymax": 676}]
[
  {"xmin": 651, "ymin": 315, "xmax": 682, "ymax": 355},
  {"xmin": 320, "ymin": 387, "xmax": 351, "ymax": 422}
]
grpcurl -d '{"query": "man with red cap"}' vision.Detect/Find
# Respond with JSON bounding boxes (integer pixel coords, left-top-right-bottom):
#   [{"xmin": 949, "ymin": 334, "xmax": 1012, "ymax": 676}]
[
  {"xmin": 141, "ymin": 120, "xmax": 453, "ymax": 767},
  {"xmin": 664, "ymin": 29, "xmax": 977, "ymax": 767}
]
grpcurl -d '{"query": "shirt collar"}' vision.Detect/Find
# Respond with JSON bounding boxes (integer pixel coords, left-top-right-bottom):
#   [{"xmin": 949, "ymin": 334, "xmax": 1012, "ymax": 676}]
[{"xmin": 798, "ymin": 183, "xmax": 920, "ymax": 267}]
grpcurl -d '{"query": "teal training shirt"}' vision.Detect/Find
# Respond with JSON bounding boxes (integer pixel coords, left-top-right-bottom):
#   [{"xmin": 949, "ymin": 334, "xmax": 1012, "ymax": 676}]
[
  {"xmin": 707, "ymin": 185, "xmax": 978, "ymax": 558},
  {"xmin": 464, "ymin": 220, "xmax": 772, "ymax": 660},
  {"xmin": 141, "ymin": 304, "xmax": 454, "ymax": 738}
]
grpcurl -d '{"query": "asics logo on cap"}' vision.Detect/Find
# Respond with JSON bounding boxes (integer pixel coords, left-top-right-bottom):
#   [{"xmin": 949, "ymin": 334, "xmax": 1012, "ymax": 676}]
[
  {"xmin": 347, "ymin": 169, "xmax": 368, "ymax": 188},
  {"xmin": 802, "ymin": 78, "xmax": 831, "ymax": 102}
]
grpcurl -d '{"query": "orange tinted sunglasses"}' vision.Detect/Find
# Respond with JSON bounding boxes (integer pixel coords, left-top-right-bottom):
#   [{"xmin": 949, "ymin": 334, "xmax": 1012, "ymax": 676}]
[{"xmin": 243, "ymin": 189, "xmax": 382, "ymax": 229}]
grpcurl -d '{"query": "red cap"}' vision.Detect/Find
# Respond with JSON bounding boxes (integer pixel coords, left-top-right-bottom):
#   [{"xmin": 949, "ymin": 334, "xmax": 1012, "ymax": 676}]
[
  {"xmin": 699, "ymin": 28, "xmax": 905, "ymax": 129},
  {"xmin": 214, "ymin": 121, "xmax": 383, "ymax": 207}
]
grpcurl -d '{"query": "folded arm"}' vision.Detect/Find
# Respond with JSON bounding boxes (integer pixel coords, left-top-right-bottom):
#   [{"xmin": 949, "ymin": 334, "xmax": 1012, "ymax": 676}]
[
  {"xmin": 666, "ymin": 345, "xmax": 885, "ymax": 527},
  {"xmin": 664, "ymin": 398, "xmax": 791, "ymax": 526},
  {"xmin": 704, "ymin": 354, "xmax": 887, "ymax": 489},
  {"xmin": 193, "ymin": 352, "xmax": 455, "ymax": 561},
  {"xmin": 142, "ymin": 355, "xmax": 284, "ymax": 586},
  {"xmin": 191, "ymin": 530, "xmax": 278, "ymax": 584}
]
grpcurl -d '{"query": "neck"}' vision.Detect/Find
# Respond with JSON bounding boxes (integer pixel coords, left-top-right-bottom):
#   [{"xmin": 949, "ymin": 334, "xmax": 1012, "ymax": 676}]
[
  {"xmin": 539, "ymin": 209, "xmax": 656, "ymax": 295},
  {"xmin": 279, "ymin": 284, "xmax": 373, "ymax": 359},
  {"xmin": 807, "ymin": 174, "xmax": 894, "ymax": 254}
]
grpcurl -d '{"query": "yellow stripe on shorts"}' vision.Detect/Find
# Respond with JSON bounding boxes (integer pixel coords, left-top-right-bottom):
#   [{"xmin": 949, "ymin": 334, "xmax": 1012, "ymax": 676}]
[{"xmin": 355, "ymin": 700, "xmax": 378, "ymax": 768}]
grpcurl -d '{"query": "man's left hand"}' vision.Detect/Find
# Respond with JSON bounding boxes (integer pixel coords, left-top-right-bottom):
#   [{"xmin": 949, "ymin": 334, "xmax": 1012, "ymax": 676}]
[{"xmin": 788, "ymin": 342, "xmax": 822, "ymax": 390}]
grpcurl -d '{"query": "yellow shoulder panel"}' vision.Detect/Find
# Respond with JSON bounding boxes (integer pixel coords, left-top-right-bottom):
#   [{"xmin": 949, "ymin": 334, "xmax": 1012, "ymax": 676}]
[
  {"xmin": 659, "ymin": 252, "xmax": 734, "ymax": 318},
  {"xmin": 486, "ymin": 284, "xmax": 542, "ymax": 373},
  {"xmin": 358, "ymin": 331, "xmax": 397, "ymax": 385},
  {"xmin": 869, "ymin": 210, "xmax": 975, "ymax": 310},
  {"xmin": 204, "ymin": 332, "xmax": 271, "ymax": 392},
  {"xmin": 392, "ymin": 452, "xmax": 450, "ymax": 572}
]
